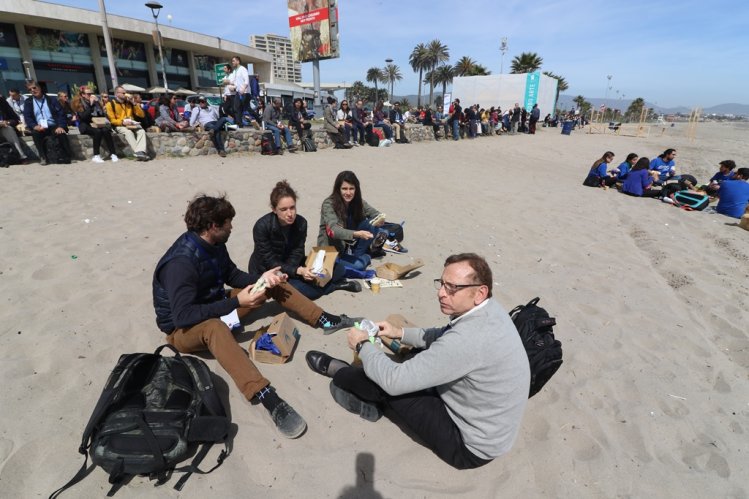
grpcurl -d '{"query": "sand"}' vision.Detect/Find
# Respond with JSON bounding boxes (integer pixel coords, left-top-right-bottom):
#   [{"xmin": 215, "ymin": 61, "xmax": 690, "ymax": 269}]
[{"xmin": 1, "ymin": 122, "xmax": 747, "ymax": 498}]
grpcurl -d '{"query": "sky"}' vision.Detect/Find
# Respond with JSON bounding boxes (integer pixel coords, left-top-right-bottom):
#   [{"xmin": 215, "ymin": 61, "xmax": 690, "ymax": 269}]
[{"xmin": 47, "ymin": 0, "xmax": 749, "ymax": 108}]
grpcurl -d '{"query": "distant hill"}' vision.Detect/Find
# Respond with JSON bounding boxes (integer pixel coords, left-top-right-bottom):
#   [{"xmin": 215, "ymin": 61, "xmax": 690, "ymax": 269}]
[
  {"xmin": 557, "ymin": 95, "xmax": 749, "ymax": 116},
  {"xmin": 384, "ymin": 93, "xmax": 749, "ymax": 116}
]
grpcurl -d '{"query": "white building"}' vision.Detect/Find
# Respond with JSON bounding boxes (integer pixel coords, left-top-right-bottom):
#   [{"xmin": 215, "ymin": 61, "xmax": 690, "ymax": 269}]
[{"xmin": 250, "ymin": 34, "xmax": 301, "ymax": 84}]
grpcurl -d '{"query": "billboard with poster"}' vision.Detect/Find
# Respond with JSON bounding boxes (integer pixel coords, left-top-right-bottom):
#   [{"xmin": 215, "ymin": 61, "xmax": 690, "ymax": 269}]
[{"xmin": 288, "ymin": 0, "xmax": 339, "ymax": 63}]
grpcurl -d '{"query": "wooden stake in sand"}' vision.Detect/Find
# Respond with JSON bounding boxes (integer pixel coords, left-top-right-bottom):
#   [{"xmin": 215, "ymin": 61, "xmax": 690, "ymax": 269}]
[{"xmin": 686, "ymin": 107, "xmax": 701, "ymax": 142}]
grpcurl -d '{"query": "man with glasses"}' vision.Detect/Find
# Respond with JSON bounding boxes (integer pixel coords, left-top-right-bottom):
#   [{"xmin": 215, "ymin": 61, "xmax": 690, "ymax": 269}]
[
  {"xmin": 23, "ymin": 81, "xmax": 72, "ymax": 165},
  {"xmin": 105, "ymin": 86, "xmax": 149, "ymax": 161},
  {"xmin": 305, "ymin": 253, "xmax": 530, "ymax": 469}
]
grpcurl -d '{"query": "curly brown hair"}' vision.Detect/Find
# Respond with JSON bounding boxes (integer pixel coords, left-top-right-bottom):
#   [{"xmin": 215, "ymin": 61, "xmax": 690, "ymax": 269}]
[{"xmin": 184, "ymin": 194, "xmax": 235, "ymax": 233}]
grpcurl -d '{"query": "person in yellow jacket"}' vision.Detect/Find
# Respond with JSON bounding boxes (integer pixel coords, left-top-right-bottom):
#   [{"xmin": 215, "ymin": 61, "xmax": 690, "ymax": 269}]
[{"xmin": 105, "ymin": 86, "xmax": 150, "ymax": 161}]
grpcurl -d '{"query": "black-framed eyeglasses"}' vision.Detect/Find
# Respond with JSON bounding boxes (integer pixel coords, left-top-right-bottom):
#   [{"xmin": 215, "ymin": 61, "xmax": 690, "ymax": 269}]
[{"xmin": 433, "ymin": 279, "xmax": 483, "ymax": 294}]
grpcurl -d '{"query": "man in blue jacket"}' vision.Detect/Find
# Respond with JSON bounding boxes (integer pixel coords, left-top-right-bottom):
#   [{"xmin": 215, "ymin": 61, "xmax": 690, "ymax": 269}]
[{"xmin": 23, "ymin": 81, "xmax": 72, "ymax": 164}]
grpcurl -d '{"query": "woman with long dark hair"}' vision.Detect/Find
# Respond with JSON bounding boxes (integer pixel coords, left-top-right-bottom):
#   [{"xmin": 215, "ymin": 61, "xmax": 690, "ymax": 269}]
[
  {"xmin": 318, "ymin": 171, "xmax": 398, "ymax": 270},
  {"xmin": 622, "ymin": 157, "xmax": 662, "ymax": 198},
  {"xmin": 611, "ymin": 152, "xmax": 638, "ymax": 181},
  {"xmin": 583, "ymin": 151, "xmax": 617, "ymax": 187},
  {"xmin": 155, "ymin": 94, "xmax": 188, "ymax": 132}
]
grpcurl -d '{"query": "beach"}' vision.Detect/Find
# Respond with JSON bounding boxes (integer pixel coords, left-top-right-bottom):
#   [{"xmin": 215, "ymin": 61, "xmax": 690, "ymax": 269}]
[{"xmin": 1, "ymin": 121, "xmax": 747, "ymax": 498}]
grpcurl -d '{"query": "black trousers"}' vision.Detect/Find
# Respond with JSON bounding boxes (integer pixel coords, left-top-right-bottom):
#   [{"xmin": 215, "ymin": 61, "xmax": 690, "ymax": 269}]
[
  {"xmin": 293, "ymin": 121, "xmax": 311, "ymax": 141},
  {"xmin": 332, "ymin": 366, "xmax": 491, "ymax": 469},
  {"xmin": 31, "ymin": 128, "xmax": 72, "ymax": 161},
  {"xmin": 78, "ymin": 122, "xmax": 115, "ymax": 156}
]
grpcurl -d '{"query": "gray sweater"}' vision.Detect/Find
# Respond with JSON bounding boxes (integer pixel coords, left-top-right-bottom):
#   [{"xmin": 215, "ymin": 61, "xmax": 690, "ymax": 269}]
[{"xmin": 359, "ymin": 299, "xmax": 530, "ymax": 460}]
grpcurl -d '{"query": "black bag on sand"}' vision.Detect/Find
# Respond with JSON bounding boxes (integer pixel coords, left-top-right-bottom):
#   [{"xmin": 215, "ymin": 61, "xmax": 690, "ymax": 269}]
[
  {"xmin": 43, "ymin": 135, "xmax": 71, "ymax": 164},
  {"xmin": 302, "ymin": 136, "xmax": 317, "ymax": 152},
  {"xmin": 50, "ymin": 344, "xmax": 231, "ymax": 498},
  {"xmin": 509, "ymin": 297, "xmax": 563, "ymax": 398},
  {"xmin": 0, "ymin": 142, "xmax": 21, "ymax": 167},
  {"xmin": 260, "ymin": 134, "xmax": 279, "ymax": 155},
  {"xmin": 380, "ymin": 221, "xmax": 404, "ymax": 242}
]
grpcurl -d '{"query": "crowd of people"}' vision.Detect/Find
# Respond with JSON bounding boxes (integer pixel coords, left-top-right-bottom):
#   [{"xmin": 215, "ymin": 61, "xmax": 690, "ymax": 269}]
[
  {"xmin": 152, "ymin": 170, "xmax": 530, "ymax": 470},
  {"xmin": 583, "ymin": 148, "xmax": 749, "ymax": 219}
]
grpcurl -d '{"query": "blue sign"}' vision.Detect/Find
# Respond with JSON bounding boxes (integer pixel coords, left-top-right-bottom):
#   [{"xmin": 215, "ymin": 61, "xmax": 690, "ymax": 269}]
[
  {"xmin": 524, "ymin": 71, "xmax": 540, "ymax": 111},
  {"xmin": 0, "ymin": 58, "xmax": 8, "ymax": 70}
]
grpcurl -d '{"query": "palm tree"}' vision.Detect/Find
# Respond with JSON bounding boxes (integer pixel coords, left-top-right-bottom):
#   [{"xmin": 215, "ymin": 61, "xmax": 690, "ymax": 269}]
[
  {"xmin": 383, "ymin": 63, "xmax": 403, "ymax": 102},
  {"xmin": 431, "ymin": 64, "xmax": 454, "ymax": 105},
  {"xmin": 470, "ymin": 63, "xmax": 491, "ymax": 76},
  {"xmin": 366, "ymin": 67, "xmax": 386, "ymax": 105},
  {"xmin": 409, "ymin": 43, "xmax": 428, "ymax": 107},
  {"xmin": 542, "ymin": 71, "xmax": 569, "ymax": 109},
  {"xmin": 510, "ymin": 52, "xmax": 543, "ymax": 73},
  {"xmin": 625, "ymin": 97, "xmax": 645, "ymax": 121},
  {"xmin": 453, "ymin": 56, "xmax": 477, "ymax": 77},
  {"xmin": 424, "ymin": 39, "xmax": 449, "ymax": 109}
]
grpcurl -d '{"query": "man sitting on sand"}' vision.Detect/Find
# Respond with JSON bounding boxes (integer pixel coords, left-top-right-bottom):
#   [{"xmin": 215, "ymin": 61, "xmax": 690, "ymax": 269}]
[
  {"xmin": 152, "ymin": 194, "xmax": 358, "ymax": 438},
  {"xmin": 649, "ymin": 148, "xmax": 678, "ymax": 183},
  {"xmin": 305, "ymin": 253, "xmax": 530, "ymax": 469},
  {"xmin": 715, "ymin": 167, "xmax": 749, "ymax": 219}
]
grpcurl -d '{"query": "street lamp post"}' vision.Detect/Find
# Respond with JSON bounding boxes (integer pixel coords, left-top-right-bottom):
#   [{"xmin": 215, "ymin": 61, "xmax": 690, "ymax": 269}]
[
  {"xmin": 604, "ymin": 74, "xmax": 612, "ymax": 120},
  {"xmin": 385, "ymin": 58, "xmax": 393, "ymax": 102},
  {"xmin": 500, "ymin": 37, "xmax": 508, "ymax": 74},
  {"xmin": 146, "ymin": 2, "xmax": 169, "ymax": 91}
]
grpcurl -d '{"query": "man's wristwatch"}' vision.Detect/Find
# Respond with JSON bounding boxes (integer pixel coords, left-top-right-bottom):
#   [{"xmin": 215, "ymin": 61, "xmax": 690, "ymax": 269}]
[{"xmin": 355, "ymin": 339, "xmax": 369, "ymax": 354}]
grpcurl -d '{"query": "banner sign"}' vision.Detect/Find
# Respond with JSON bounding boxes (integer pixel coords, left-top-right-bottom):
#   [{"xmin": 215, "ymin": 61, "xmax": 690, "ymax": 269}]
[
  {"xmin": 288, "ymin": 0, "xmax": 339, "ymax": 63},
  {"xmin": 524, "ymin": 71, "xmax": 540, "ymax": 111}
]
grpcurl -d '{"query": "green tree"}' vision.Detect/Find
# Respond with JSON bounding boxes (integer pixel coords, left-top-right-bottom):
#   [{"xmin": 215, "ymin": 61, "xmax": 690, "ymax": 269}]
[
  {"xmin": 542, "ymin": 71, "xmax": 568, "ymax": 109},
  {"xmin": 453, "ymin": 56, "xmax": 477, "ymax": 77},
  {"xmin": 383, "ymin": 63, "xmax": 403, "ymax": 102},
  {"xmin": 431, "ymin": 65, "xmax": 454, "ymax": 107},
  {"xmin": 346, "ymin": 80, "xmax": 368, "ymax": 103},
  {"xmin": 366, "ymin": 67, "xmax": 386, "ymax": 105},
  {"xmin": 510, "ymin": 52, "xmax": 543, "ymax": 73},
  {"xmin": 625, "ymin": 97, "xmax": 645, "ymax": 121},
  {"xmin": 409, "ymin": 43, "xmax": 428, "ymax": 107},
  {"xmin": 424, "ymin": 39, "xmax": 450, "ymax": 109},
  {"xmin": 470, "ymin": 63, "xmax": 491, "ymax": 76}
]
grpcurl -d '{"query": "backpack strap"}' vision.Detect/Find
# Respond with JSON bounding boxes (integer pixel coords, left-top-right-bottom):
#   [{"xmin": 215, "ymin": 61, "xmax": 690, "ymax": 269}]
[
  {"xmin": 172, "ymin": 442, "xmax": 228, "ymax": 491},
  {"xmin": 49, "ymin": 352, "xmax": 147, "ymax": 499}
]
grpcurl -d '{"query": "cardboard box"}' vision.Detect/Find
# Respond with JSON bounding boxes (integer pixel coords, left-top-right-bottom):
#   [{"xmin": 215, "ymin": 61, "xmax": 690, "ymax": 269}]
[
  {"xmin": 249, "ymin": 313, "xmax": 300, "ymax": 364},
  {"xmin": 304, "ymin": 246, "xmax": 338, "ymax": 287}
]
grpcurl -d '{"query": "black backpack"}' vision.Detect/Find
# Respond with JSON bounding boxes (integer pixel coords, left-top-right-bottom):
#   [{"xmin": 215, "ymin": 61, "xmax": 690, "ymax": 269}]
[
  {"xmin": 302, "ymin": 135, "xmax": 317, "ymax": 152},
  {"xmin": 43, "ymin": 135, "xmax": 71, "ymax": 164},
  {"xmin": 260, "ymin": 134, "xmax": 279, "ymax": 155},
  {"xmin": 509, "ymin": 298, "xmax": 563, "ymax": 398},
  {"xmin": 50, "ymin": 345, "xmax": 231, "ymax": 498},
  {"xmin": 0, "ymin": 142, "xmax": 22, "ymax": 167}
]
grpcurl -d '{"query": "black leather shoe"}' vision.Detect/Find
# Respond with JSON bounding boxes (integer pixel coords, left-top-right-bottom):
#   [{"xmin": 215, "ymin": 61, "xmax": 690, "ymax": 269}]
[
  {"xmin": 329, "ymin": 381, "xmax": 382, "ymax": 422},
  {"xmin": 335, "ymin": 280, "xmax": 362, "ymax": 293},
  {"xmin": 306, "ymin": 350, "xmax": 350, "ymax": 377}
]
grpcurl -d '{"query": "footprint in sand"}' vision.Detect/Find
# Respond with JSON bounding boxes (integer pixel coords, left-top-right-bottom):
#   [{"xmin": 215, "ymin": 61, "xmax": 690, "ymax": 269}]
[
  {"xmin": 31, "ymin": 265, "xmax": 62, "ymax": 281},
  {"xmin": 664, "ymin": 271, "xmax": 694, "ymax": 290},
  {"xmin": 713, "ymin": 372, "xmax": 731, "ymax": 393},
  {"xmin": 0, "ymin": 438, "xmax": 13, "ymax": 465}
]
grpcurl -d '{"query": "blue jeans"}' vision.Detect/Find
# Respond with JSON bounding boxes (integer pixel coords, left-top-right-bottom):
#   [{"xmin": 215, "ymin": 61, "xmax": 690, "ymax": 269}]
[
  {"xmin": 352, "ymin": 122, "xmax": 366, "ymax": 143},
  {"xmin": 452, "ymin": 120, "xmax": 459, "ymax": 140},
  {"xmin": 265, "ymin": 123, "xmax": 294, "ymax": 149},
  {"xmin": 287, "ymin": 262, "xmax": 347, "ymax": 300},
  {"xmin": 374, "ymin": 123, "xmax": 392, "ymax": 140},
  {"xmin": 338, "ymin": 219, "xmax": 387, "ymax": 271},
  {"xmin": 204, "ymin": 118, "xmax": 229, "ymax": 151}
]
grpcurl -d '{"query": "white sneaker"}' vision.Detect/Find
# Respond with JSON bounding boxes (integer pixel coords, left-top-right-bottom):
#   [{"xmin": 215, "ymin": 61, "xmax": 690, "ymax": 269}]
[
  {"xmin": 92, "ymin": 155, "xmax": 104, "ymax": 163},
  {"xmin": 110, "ymin": 154, "xmax": 119, "ymax": 163},
  {"xmin": 226, "ymin": 124, "xmax": 238, "ymax": 131}
]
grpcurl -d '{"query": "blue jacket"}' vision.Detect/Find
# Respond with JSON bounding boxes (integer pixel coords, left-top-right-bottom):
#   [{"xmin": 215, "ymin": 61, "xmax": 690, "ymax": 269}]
[
  {"xmin": 716, "ymin": 180, "xmax": 749, "ymax": 218},
  {"xmin": 710, "ymin": 171, "xmax": 734, "ymax": 183},
  {"xmin": 23, "ymin": 95, "xmax": 66, "ymax": 129},
  {"xmin": 622, "ymin": 169, "xmax": 653, "ymax": 196},
  {"xmin": 615, "ymin": 160, "xmax": 633, "ymax": 180},
  {"xmin": 649, "ymin": 157, "xmax": 675, "ymax": 181}
]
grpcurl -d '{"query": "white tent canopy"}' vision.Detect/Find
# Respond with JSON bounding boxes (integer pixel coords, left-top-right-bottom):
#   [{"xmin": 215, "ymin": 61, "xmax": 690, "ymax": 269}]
[
  {"xmin": 120, "ymin": 83, "xmax": 146, "ymax": 92},
  {"xmin": 451, "ymin": 73, "xmax": 558, "ymax": 115}
]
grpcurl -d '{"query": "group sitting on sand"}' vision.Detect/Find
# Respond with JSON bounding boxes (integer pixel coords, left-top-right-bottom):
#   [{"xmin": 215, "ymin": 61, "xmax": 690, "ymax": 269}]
[
  {"xmin": 582, "ymin": 148, "xmax": 749, "ymax": 219},
  {"xmin": 151, "ymin": 171, "xmax": 530, "ymax": 470}
]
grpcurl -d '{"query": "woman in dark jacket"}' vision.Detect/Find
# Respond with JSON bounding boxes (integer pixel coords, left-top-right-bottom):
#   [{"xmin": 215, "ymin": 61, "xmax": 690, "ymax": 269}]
[
  {"xmin": 72, "ymin": 86, "xmax": 117, "ymax": 162},
  {"xmin": 249, "ymin": 180, "xmax": 360, "ymax": 300},
  {"xmin": 0, "ymin": 98, "xmax": 28, "ymax": 162},
  {"xmin": 288, "ymin": 98, "xmax": 311, "ymax": 142}
]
